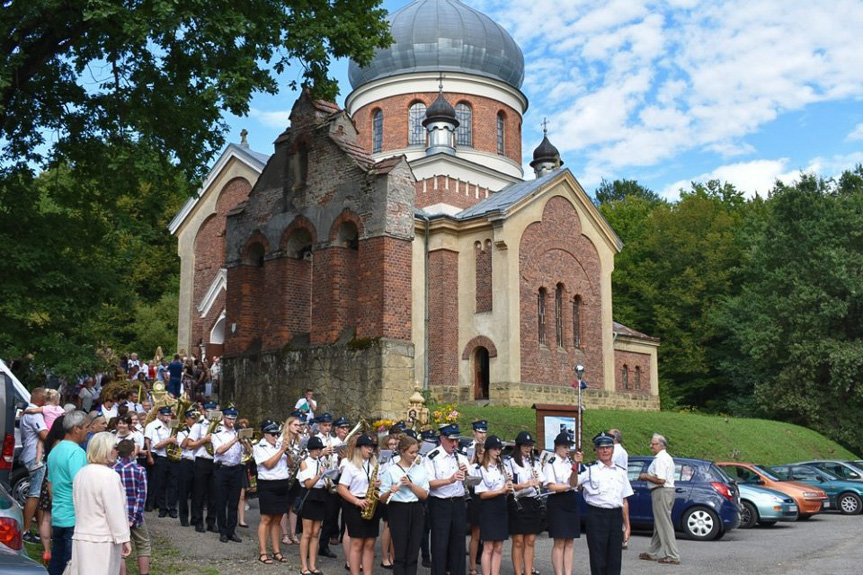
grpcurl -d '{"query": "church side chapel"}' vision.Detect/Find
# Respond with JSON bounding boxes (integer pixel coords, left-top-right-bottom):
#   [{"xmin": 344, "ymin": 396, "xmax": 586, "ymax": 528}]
[{"xmin": 170, "ymin": 0, "xmax": 660, "ymax": 420}]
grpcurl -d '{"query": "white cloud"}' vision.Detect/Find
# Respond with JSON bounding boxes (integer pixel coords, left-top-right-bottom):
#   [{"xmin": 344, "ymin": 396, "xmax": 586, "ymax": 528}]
[
  {"xmin": 249, "ymin": 108, "xmax": 292, "ymax": 129},
  {"xmin": 847, "ymin": 123, "xmax": 863, "ymax": 142}
]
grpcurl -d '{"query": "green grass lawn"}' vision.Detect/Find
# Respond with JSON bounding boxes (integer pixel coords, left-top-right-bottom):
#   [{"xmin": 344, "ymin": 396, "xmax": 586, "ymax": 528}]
[{"xmin": 452, "ymin": 405, "xmax": 858, "ymax": 464}]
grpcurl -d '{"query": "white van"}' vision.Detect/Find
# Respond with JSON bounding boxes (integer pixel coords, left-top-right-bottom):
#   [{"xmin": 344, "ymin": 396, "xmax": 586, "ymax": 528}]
[{"xmin": 0, "ymin": 359, "xmax": 31, "ymax": 491}]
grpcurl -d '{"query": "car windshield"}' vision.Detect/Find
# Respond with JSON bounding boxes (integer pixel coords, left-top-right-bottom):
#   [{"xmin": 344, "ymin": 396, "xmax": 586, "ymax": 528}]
[
  {"xmin": 769, "ymin": 467, "xmax": 792, "ymax": 480},
  {"xmin": 752, "ymin": 465, "xmax": 781, "ymax": 481}
]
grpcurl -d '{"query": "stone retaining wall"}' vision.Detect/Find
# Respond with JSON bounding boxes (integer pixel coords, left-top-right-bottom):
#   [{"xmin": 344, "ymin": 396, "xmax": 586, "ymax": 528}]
[{"xmin": 429, "ymin": 383, "xmax": 660, "ymax": 411}]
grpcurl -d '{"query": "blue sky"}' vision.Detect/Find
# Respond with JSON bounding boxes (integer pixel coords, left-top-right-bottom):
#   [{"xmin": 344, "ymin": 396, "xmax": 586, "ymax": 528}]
[{"xmin": 225, "ymin": 0, "xmax": 863, "ymax": 201}]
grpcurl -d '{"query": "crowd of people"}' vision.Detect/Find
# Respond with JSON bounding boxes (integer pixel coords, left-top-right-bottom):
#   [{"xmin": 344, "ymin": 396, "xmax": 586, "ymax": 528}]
[{"xmin": 18, "ymin": 352, "xmax": 679, "ymax": 575}]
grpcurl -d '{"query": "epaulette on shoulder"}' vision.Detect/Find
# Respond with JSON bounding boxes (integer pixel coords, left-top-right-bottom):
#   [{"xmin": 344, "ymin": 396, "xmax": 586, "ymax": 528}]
[
  {"xmin": 474, "ymin": 463, "xmax": 481, "ymax": 470},
  {"xmin": 427, "ymin": 450, "xmax": 439, "ymax": 460},
  {"xmin": 548, "ymin": 456, "xmax": 556, "ymax": 464}
]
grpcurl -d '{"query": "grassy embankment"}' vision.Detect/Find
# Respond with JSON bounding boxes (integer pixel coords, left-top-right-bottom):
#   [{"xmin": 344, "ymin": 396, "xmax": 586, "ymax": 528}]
[{"xmin": 454, "ymin": 405, "xmax": 858, "ymax": 464}]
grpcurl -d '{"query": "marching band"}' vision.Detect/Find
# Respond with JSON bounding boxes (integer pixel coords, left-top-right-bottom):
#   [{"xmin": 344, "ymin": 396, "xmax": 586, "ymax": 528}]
[{"xmin": 136, "ymin": 398, "xmax": 631, "ymax": 575}]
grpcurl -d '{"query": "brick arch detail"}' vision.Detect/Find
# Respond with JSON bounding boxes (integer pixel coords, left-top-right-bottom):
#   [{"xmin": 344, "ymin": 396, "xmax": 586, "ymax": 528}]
[
  {"xmin": 461, "ymin": 336, "xmax": 498, "ymax": 360},
  {"xmin": 328, "ymin": 209, "xmax": 365, "ymax": 243},
  {"xmin": 215, "ymin": 177, "xmax": 253, "ymax": 214},
  {"xmin": 241, "ymin": 230, "xmax": 270, "ymax": 260},
  {"xmin": 279, "ymin": 216, "xmax": 318, "ymax": 252}
]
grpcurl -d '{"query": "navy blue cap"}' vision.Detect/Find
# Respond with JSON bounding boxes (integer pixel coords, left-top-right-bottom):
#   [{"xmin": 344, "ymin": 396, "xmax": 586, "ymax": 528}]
[
  {"xmin": 439, "ymin": 424, "xmax": 461, "ymax": 439},
  {"xmin": 472, "ymin": 420, "xmax": 488, "ymax": 432},
  {"xmin": 184, "ymin": 409, "xmax": 199, "ymax": 419},
  {"xmin": 334, "ymin": 417, "xmax": 350, "ymax": 428},
  {"xmin": 554, "ymin": 431, "xmax": 575, "ymax": 446},
  {"xmin": 203, "ymin": 401, "xmax": 218, "ymax": 410},
  {"xmin": 316, "ymin": 413, "xmax": 333, "ymax": 423},
  {"xmin": 157, "ymin": 406, "xmax": 172, "ymax": 415},
  {"xmin": 593, "ymin": 432, "xmax": 614, "ymax": 448},
  {"xmin": 515, "ymin": 431, "xmax": 535, "ymax": 445},
  {"xmin": 356, "ymin": 434, "xmax": 377, "ymax": 447},
  {"xmin": 307, "ymin": 436, "xmax": 324, "ymax": 450},
  {"xmin": 261, "ymin": 419, "xmax": 280, "ymax": 434},
  {"xmin": 223, "ymin": 407, "xmax": 239, "ymax": 418},
  {"xmin": 389, "ymin": 420, "xmax": 408, "ymax": 433},
  {"xmin": 404, "ymin": 429, "xmax": 418, "ymax": 439},
  {"xmin": 484, "ymin": 435, "xmax": 503, "ymax": 450},
  {"xmin": 420, "ymin": 429, "xmax": 438, "ymax": 441}
]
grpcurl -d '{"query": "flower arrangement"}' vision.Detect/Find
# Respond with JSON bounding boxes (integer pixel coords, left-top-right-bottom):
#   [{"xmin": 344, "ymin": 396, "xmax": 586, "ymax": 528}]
[
  {"xmin": 431, "ymin": 403, "xmax": 460, "ymax": 426},
  {"xmin": 373, "ymin": 419, "xmax": 395, "ymax": 433}
]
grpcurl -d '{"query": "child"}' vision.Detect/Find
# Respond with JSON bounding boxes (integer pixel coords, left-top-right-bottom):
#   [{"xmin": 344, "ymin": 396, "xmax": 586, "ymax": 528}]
[
  {"xmin": 22, "ymin": 389, "xmax": 65, "ymax": 466},
  {"xmin": 113, "ymin": 439, "xmax": 151, "ymax": 575}
]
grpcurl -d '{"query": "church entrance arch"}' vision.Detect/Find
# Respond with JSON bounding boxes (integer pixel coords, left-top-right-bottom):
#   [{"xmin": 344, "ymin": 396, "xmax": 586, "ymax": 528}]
[{"xmin": 474, "ymin": 347, "xmax": 490, "ymax": 400}]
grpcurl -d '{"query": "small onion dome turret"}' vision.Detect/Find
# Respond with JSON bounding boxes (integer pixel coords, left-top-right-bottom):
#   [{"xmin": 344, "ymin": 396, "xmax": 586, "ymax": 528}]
[
  {"xmin": 422, "ymin": 91, "xmax": 459, "ymax": 127},
  {"xmin": 529, "ymin": 132, "xmax": 563, "ymax": 178}
]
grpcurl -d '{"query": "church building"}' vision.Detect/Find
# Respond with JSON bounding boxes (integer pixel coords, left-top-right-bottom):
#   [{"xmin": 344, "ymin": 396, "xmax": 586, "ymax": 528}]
[{"xmin": 169, "ymin": 0, "xmax": 660, "ymax": 420}]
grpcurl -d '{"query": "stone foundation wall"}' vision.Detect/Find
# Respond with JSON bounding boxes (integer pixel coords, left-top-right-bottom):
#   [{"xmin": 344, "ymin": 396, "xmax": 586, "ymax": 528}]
[
  {"xmin": 429, "ymin": 383, "xmax": 660, "ymax": 412},
  {"xmin": 221, "ymin": 339, "xmax": 415, "ymax": 424}
]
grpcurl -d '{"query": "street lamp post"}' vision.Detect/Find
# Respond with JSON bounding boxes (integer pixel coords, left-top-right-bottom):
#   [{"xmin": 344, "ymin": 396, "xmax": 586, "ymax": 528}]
[{"xmin": 574, "ymin": 364, "xmax": 585, "ymax": 452}]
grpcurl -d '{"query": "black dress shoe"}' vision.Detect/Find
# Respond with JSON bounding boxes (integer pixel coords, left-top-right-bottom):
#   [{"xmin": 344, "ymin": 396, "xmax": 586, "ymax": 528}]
[
  {"xmin": 158, "ymin": 511, "xmax": 168, "ymax": 518},
  {"xmin": 319, "ymin": 548, "xmax": 337, "ymax": 558},
  {"xmin": 180, "ymin": 521, "xmax": 189, "ymax": 527},
  {"xmin": 195, "ymin": 525, "xmax": 206, "ymax": 533},
  {"xmin": 421, "ymin": 558, "xmax": 431, "ymax": 568},
  {"xmin": 228, "ymin": 533, "xmax": 242, "ymax": 543},
  {"xmin": 207, "ymin": 525, "xmax": 218, "ymax": 533},
  {"xmin": 220, "ymin": 535, "xmax": 229, "ymax": 543},
  {"xmin": 169, "ymin": 510, "xmax": 179, "ymax": 519}
]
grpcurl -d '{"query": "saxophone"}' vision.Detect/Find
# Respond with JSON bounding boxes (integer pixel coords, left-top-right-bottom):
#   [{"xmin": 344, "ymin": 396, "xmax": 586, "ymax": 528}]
[{"xmin": 360, "ymin": 461, "xmax": 380, "ymax": 520}]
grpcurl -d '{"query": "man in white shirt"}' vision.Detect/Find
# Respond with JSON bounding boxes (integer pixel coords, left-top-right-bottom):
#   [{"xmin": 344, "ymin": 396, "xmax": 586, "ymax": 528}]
[
  {"xmin": 212, "ymin": 406, "xmax": 244, "ymax": 543},
  {"xmin": 638, "ymin": 433, "xmax": 680, "ymax": 565},
  {"xmin": 294, "ymin": 388, "xmax": 317, "ymax": 420},
  {"xmin": 145, "ymin": 406, "xmax": 179, "ymax": 518},
  {"xmin": 609, "ymin": 429, "xmax": 628, "ymax": 471},
  {"xmin": 20, "ymin": 388, "xmax": 48, "ymax": 543},
  {"xmin": 423, "ymin": 424, "xmax": 468, "ymax": 575},
  {"xmin": 186, "ymin": 401, "xmax": 219, "ymax": 533}
]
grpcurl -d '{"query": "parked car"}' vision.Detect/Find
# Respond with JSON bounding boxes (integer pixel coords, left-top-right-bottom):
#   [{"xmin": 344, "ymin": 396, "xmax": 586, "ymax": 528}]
[
  {"xmin": 795, "ymin": 460, "xmax": 863, "ymax": 482},
  {"xmin": 0, "ymin": 365, "xmax": 15, "ymax": 488},
  {"xmin": 717, "ymin": 462, "xmax": 829, "ymax": 519},
  {"xmin": 768, "ymin": 463, "xmax": 863, "ymax": 515},
  {"xmin": 737, "ymin": 483, "xmax": 799, "ymax": 528},
  {"xmin": 0, "ymin": 360, "xmax": 31, "ymax": 505},
  {"xmin": 619, "ymin": 456, "xmax": 740, "ymax": 541},
  {"xmin": 0, "ymin": 481, "xmax": 47, "ymax": 573},
  {"xmin": 0, "ymin": 548, "xmax": 47, "ymax": 575}
]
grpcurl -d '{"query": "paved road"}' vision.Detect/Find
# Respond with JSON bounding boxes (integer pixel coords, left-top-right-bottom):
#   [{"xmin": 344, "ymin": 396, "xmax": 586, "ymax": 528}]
[{"xmin": 147, "ymin": 500, "xmax": 863, "ymax": 574}]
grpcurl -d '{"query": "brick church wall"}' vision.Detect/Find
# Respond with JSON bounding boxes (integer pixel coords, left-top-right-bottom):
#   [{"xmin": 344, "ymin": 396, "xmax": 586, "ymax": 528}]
[
  {"xmin": 356, "ymin": 236, "xmax": 413, "ymax": 340},
  {"xmin": 414, "ymin": 176, "xmax": 492, "ymax": 210},
  {"xmin": 428, "ymin": 248, "xmax": 459, "ymax": 386},
  {"xmin": 475, "ymin": 240, "xmax": 492, "ymax": 313},
  {"xmin": 519, "ymin": 196, "xmax": 604, "ymax": 389},
  {"xmin": 614, "ymin": 350, "xmax": 651, "ymax": 394}
]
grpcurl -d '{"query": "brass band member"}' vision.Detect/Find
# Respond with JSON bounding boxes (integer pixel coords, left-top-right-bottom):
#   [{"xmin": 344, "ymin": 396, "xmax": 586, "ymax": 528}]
[
  {"xmin": 507, "ymin": 431, "xmax": 544, "ymax": 575},
  {"xmin": 544, "ymin": 432, "xmax": 580, "ymax": 575},
  {"xmin": 319, "ymin": 416, "xmax": 349, "ymax": 557},
  {"xmin": 379, "ymin": 433, "xmax": 400, "ymax": 569},
  {"xmin": 281, "ymin": 413, "xmax": 304, "ymax": 545},
  {"xmin": 474, "ymin": 435, "xmax": 510, "ymax": 575},
  {"xmin": 187, "ymin": 401, "xmax": 218, "ymax": 533},
  {"xmin": 466, "ymin": 420, "xmax": 488, "ymax": 574},
  {"xmin": 337, "ymin": 434, "xmax": 381, "ymax": 575},
  {"xmin": 144, "ymin": 406, "xmax": 178, "ymax": 518},
  {"xmin": 253, "ymin": 419, "xmax": 290, "ymax": 565},
  {"xmin": 211, "ymin": 406, "xmax": 244, "ymax": 543},
  {"xmin": 176, "ymin": 408, "xmax": 199, "ymax": 526},
  {"xmin": 380, "ymin": 435, "xmax": 430, "ymax": 575},
  {"xmin": 298, "ymin": 436, "xmax": 329, "ymax": 575}
]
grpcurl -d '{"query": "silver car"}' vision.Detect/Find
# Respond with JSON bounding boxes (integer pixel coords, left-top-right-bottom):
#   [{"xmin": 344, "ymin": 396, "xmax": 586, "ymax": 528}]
[{"xmin": 737, "ymin": 483, "xmax": 798, "ymax": 528}]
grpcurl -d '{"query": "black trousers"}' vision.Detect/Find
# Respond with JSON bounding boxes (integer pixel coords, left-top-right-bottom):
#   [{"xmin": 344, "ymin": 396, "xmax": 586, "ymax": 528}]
[
  {"xmin": 192, "ymin": 457, "xmax": 216, "ymax": 528},
  {"xmin": 214, "ymin": 464, "xmax": 243, "ymax": 537},
  {"xmin": 389, "ymin": 501, "xmax": 425, "ymax": 575},
  {"xmin": 319, "ymin": 491, "xmax": 341, "ymax": 549},
  {"xmin": 421, "ymin": 500, "xmax": 430, "ymax": 560},
  {"xmin": 586, "ymin": 504, "xmax": 624, "ymax": 575},
  {"xmin": 427, "ymin": 496, "xmax": 466, "ymax": 575},
  {"xmin": 152, "ymin": 455, "xmax": 178, "ymax": 512},
  {"xmin": 177, "ymin": 459, "xmax": 195, "ymax": 523}
]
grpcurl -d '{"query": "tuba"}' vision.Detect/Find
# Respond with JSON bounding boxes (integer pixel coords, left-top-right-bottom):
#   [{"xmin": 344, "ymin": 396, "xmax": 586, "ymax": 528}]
[
  {"xmin": 165, "ymin": 398, "xmax": 191, "ymax": 462},
  {"xmin": 360, "ymin": 460, "xmax": 381, "ymax": 520},
  {"xmin": 204, "ymin": 410, "xmax": 223, "ymax": 457}
]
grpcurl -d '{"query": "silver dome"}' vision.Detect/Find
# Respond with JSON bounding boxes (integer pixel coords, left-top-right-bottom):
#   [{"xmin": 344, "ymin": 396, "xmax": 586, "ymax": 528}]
[{"xmin": 348, "ymin": 0, "xmax": 525, "ymax": 90}]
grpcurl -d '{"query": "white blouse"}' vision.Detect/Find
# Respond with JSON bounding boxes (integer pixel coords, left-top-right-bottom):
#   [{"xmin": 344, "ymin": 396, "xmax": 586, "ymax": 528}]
[
  {"xmin": 339, "ymin": 459, "xmax": 377, "ymax": 497},
  {"xmin": 474, "ymin": 463, "xmax": 507, "ymax": 494},
  {"xmin": 506, "ymin": 455, "xmax": 545, "ymax": 498},
  {"xmin": 544, "ymin": 455, "xmax": 575, "ymax": 488},
  {"xmin": 253, "ymin": 440, "xmax": 290, "ymax": 480},
  {"xmin": 298, "ymin": 455, "xmax": 327, "ymax": 489}
]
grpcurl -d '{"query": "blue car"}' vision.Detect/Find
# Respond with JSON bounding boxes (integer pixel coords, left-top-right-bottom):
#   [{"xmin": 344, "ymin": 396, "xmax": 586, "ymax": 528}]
[
  {"xmin": 769, "ymin": 464, "xmax": 863, "ymax": 515},
  {"xmin": 737, "ymin": 483, "xmax": 798, "ymax": 528},
  {"xmin": 579, "ymin": 456, "xmax": 740, "ymax": 541}
]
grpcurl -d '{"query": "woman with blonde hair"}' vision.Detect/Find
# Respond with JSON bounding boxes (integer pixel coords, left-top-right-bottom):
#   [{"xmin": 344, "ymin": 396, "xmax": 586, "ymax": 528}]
[
  {"xmin": 66, "ymin": 431, "xmax": 131, "ymax": 574},
  {"xmin": 280, "ymin": 414, "xmax": 304, "ymax": 545},
  {"xmin": 338, "ymin": 434, "xmax": 382, "ymax": 575}
]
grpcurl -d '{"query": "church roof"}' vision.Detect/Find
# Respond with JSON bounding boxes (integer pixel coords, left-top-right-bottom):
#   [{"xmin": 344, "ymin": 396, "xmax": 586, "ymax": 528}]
[
  {"xmin": 613, "ymin": 321, "xmax": 661, "ymax": 343},
  {"xmin": 454, "ymin": 169, "xmax": 562, "ymax": 220},
  {"xmin": 348, "ymin": 0, "xmax": 525, "ymax": 90}
]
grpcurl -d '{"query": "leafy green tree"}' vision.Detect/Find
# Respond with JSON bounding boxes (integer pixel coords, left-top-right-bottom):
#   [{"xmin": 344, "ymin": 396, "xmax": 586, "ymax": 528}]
[
  {"xmin": 716, "ymin": 168, "xmax": 863, "ymax": 453},
  {"xmin": 594, "ymin": 178, "xmax": 660, "ymax": 205}
]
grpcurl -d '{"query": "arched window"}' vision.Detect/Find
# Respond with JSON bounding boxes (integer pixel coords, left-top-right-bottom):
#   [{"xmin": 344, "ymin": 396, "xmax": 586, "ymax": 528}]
[
  {"xmin": 455, "ymin": 103, "xmax": 472, "ymax": 147},
  {"xmin": 555, "ymin": 283, "xmax": 564, "ymax": 348},
  {"xmin": 409, "ymin": 102, "xmax": 427, "ymax": 146},
  {"xmin": 538, "ymin": 287, "xmax": 547, "ymax": 346},
  {"xmin": 497, "ymin": 112, "xmax": 505, "ymax": 155},
  {"xmin": 622, "ymin": 365, "xmax": 629, "ymax": 390},
  {"xmin": 572, "ymin": 296, "xmax": 582, "ymax": 348},
  {"xmin": 246, "ymin": 242, "xmax": 265, "ymax": 267},
  {"xmin": 635, "ymin": 366, "xmax": 641, "ymax": 390},
  {"xmin": 372, "ymin": 109, "xmax": 383, "ymax": 153}
]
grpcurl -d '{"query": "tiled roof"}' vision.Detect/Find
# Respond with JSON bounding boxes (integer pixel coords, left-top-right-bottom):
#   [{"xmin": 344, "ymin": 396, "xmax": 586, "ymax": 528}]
[
  {"xmin": 613, "ymin": 321, "xmax": 660, "ymax": 343},
  {"xmin": 455, "ymin": 169, "xmax": 564, "ymax": 220}
]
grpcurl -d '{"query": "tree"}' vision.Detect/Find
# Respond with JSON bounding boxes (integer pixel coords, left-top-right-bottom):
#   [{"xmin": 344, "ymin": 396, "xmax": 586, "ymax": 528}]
[
  {"xmin": 1, "ymin": 1, "xmax": 392, "ymax": 378},
  {"xmin": 715, "ymin": 168, "xmax": 863, "ymax": 453},
  {"xmin": 594, "ymin": 178, "xmax": 660, "ymax": 205}
]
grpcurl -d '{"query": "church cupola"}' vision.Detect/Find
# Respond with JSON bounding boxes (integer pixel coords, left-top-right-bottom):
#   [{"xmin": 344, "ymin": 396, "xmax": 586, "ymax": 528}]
[
  {"xmin": 530, "ymin": 120, "xmax": 563, "ymax": 178},
  {"xmin": 422, "ymin": 82, "xmax": 459, "ymax": 156}
]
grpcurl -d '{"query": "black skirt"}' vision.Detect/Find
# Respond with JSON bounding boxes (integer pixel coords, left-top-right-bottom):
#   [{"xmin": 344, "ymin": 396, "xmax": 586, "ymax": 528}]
[
  {"xmin": 300, "ymin": 488, "xmax": 328, "ymax": 522},
  {"xmin": 467, "ymin": 490, "xmax": 481, "ymax": 526},
  {"xmin": 287, "ymin": 480, "xmax": 303, "ymax": 505},
  {"xmin": 547, "ymin": 491, "xmax": 580, "ymax": 539},
  {"xmin": 342, "ymin": 497, "xmax": 381, "ymax": 539},
  {"xmin": 479, "ymin": 495, "xmax": 509, "ymax": 541},
  {"xmin": 508, "ymin": 495, "xmax": 543, "ymax": 535},
  {"xmin": 258, "ymin": 478, "xmax": 290, "ymax": 516}
]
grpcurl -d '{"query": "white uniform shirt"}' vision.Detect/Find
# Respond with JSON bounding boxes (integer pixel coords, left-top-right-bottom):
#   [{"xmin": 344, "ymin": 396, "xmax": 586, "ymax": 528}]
[
  {"xmin": 380, "ymin": 460, "xmax": 430, "ymax": 503},
  {"xmin": 254, "ymin": 440, "xmax": 290, "ymax": 480},
  {"xmin": 99, "ymin": 403, "xmax": 118, "ymax": 421},
  {"xmin": 144, "ymin": 419, "xmax": 171, "ymax": 457},
  {"xmin": 544, "ymin": 455, "xmax": 575, "ymax": 488},
  {"xmin": 339, "ymin": 459, "xmax": 377, "ymax": 497},
  {"xmin": 578, "ymin": 461, "xmax": 634, "ymax": 509},
  {"xmin": 211, "ymin": 426, "xmax": 242, "ymax": 466},
  {"xmin": 298, "ymin": 455, "xmax": 327, "ymax": 489},
  {"xmin": 423, "ymin": 446, "xmax": 467, "ymax": 498},
  {"xmin": 647, "ymin": 450, "xmax": 675, "ymax": 489},
  {"xmin": 177, "ymin": 428, "xmax": 195, "ymax": 461},
  {"xmin": 474, "ymin": 463, "xmax": 507, "ymax": 495},
  {"xmin": 506, "ymin": 455, "xmax": 544, "ymax": 498},
  {"xmin": 188, "ymin": 420, "xmax": 213, "ymax": 460},
  {"xmin": 612, "ymin": 443, "xmax": 629, "ymax": 471},
  {"xmin": 294, "ymin": 397, "xmax": 315, "ymax": 420}
]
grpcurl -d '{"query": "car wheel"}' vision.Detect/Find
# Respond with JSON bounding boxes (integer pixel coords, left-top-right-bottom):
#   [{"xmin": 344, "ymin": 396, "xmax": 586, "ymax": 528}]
[
  {"xmin": 838, "ymin": 492, "xmax": 862, "ymax": 515},
  {"xmin": 757, "ymin": 520, "xmax": 777, "ymax": 527},
  {"xmin": 681, "ymin": 507, "xmax": 721, "ymax": 541},
  {"xmin": 739, "ymin": 501, "xmax": 759, "ymax": 529},
  {"xmin": 10, "ymin": 467, "xmax": 30, "ymax": 507}
]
